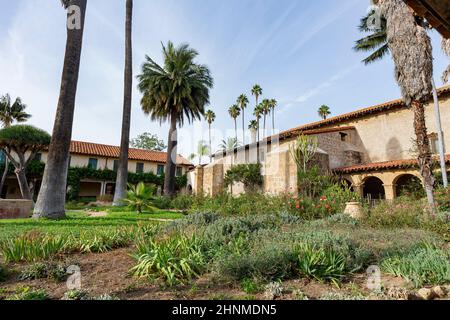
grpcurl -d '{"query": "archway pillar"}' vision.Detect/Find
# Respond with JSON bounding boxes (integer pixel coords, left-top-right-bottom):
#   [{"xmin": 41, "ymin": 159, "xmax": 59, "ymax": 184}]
[
  {"xmin": 354, "ymin": 183, "xmax": 364, "ymax": 198},
  {"xmin": 383, "ymin": 184, "xmax": 395, "ymax": 200}
]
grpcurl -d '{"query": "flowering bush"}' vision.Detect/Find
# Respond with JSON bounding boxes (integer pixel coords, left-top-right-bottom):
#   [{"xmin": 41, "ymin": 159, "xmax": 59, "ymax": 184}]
[{"xmin": 435, "ymin": 187, "xmax": 450, "ymax": 212}]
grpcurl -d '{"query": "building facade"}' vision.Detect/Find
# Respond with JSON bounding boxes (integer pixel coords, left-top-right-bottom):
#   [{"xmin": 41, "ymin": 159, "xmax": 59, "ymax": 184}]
[
  {"xmin": 2, "ymin": 141, "xmax": 193, "ymax": 200},
  {"xmin": 189, "ymin": 86, "xmax": 450, "ymax": 201}
]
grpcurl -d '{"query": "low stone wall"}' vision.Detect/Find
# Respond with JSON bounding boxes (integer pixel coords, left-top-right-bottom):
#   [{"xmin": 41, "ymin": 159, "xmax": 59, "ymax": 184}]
[{"xmin": 0, "ymin": 199, "xmax": 33, "ymax": 219}]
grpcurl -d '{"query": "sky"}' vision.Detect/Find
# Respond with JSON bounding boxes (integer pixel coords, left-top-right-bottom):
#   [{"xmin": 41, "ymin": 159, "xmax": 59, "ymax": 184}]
[{"xmin": 0, "ymin": 0, "xmax": 449, "ymax": 161}]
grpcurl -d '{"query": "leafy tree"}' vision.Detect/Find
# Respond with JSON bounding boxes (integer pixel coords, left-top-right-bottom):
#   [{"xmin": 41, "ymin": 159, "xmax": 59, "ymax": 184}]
[
  {"xmin": 130, "ymin": 133, "xmax": 166, "ymax": 151},
  {"xmin": 34, "ymin": 0, "xmax": 87, "ymax": 219},
  {"xmin": 318, "ymin": 105, "xmax": 331, "ymax": 120},
  {"xmin": 0, "ymin": 94, "xmax": 31, "ymax": 197},
  {"xmin": 204, "ymin": 110, "xmax": 216, "ymax": 162},
  {"xmin": 137, "ymin": 41, "xmax": 213, "ymax": 197},
  {"xmin": 237, "ymin": 94, "xmax": 249, "ymax": 144},
  {"xmin": 114, "ymin": 0, "xmax": 134, "ymax": 206},
  {"xmin": 224, "ymin": 163, "xmax": 263, "ymax": 192},
  {"xmin": 0, "ymin": 125, "xmax": 51, "ymax": 200}
]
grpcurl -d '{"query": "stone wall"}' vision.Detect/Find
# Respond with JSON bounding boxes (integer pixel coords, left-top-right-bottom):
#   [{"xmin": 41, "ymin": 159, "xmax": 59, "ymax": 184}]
[{"xmin": 0, "ymin": 199, "xmax": 33, "ymax": 219}]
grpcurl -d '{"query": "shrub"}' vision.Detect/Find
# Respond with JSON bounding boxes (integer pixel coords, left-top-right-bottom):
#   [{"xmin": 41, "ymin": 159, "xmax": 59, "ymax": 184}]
[
  {"xmin": 296, "ymin": 243, "xmax": 346, "ymax": 285},
  {"xmin": 123, "ymin": 182, "xmax": 155, "ymax": 214},
  {"xmin": 7, "ymin": 287, "xmax": 50, "ymax": 300},
  {"xmin": 240, "ymin": 278, "xmax": 263, "ymax": 294},
  {"xmin": 152, "ymin": 196, "xmax": 172, "ymax": 210},
  {"xmin": 381, "ymin": 244, "xmax": 450, "ymax": 288},
  {"xmin": 435, "ymin": 187, "xmax": 450, "ymax": 212},
  {"xmin": 19, "ymin": 263, "xmax": 48, "ymax": 280},
  {"xmin": 131, "ymin": 235, "xmax": 206, "ymax": 286},
  {"xmin": 224, "ymin": 164, "xmax": 263, "ymax": 192},
  {"xmin": 170, "ymin": 194, "xmax": 194, "ymax": 211},
  {"xmin": 77, "ymin": 228, "xmax": 135, "ymax": 253}
]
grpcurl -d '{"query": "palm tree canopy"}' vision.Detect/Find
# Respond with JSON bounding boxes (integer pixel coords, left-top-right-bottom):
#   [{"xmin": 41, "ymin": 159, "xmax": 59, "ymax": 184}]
[
  {"xmin": 248, "ymin": 120, "xmax": 258, "ymax": 130},
  {"xmin": 237, "ymin": 94, "xmax": 249, "ymax": 110},
  {"xmin": 228, "ymin": 104, "xmax": 240, "ymax": 120},
  {"xmin": 219, "ymin": 137, "xmax": 240, "ymax": 152},
  {"xmin": 269, "ymin": 99, "xmax": 277, "ymax": 111},
  {"xmin": 197, "ymin": 140, "xmax": 209, "ymax": 156},
  {"xmin": 137, "ymin": 41, "xmax": 214, "ymax": 126},
  {"xmin": 379, "ymin": 0, "xmax": 433, "ymax": 105},
  {"xmin": 0, "ymin": 94, "xmax": 31, "ymax": 128},
  {"xmin": 318, "ymin": 105, "xmax": 331, "ymax": 119},
  {"xmin": 353, "ymin": 10, "xmax": 389, "ymax": 65},
  {"xmin": 253, "ymin": 104, "xmax": 263, "ymax": 119},
  {"xmin": 261, "ymin": 99, "xmax": 271, "ymax": 115},
  {"xmin": 251, "ymin": 85, "xmax": 262, "ymax": 99},
  {"xmin": 205, "ymin": 110, "xmax": 216, "ymax": 125}
]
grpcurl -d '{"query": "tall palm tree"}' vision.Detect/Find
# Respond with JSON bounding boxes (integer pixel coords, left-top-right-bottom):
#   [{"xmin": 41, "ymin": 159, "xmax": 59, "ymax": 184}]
[
  {"xmin": 113, "ymin": 0, "xmax": 133, "ymax": 206},
  {"xmin": 197, "ymin": 141, "xmax": 209, "ymax": 166},
  {"xmin": 269, "ymin": 98, "xmax": 277, "ymax": 134},
  {"xmin": 251, "ymin": 85, "xmax": 263, "ymax": 108},
  {"xmin": 228, "ymin": 104, "xmax": 240, "ymax": 145},
  {"xmin": 33, "ymin": 0, "xmax": 87, "ymax": 219},
  {"xmin": 318, "ymin": 105, "xmax": 331, "ymax": 120},
  {"xmin": 237, "ymin": 94, "xmax": 249, "ymax": 145},
  {"xmin": 137, "ymin": 42, "xmax": 213, "ymax": 197},
  {"xmin": 0, "ymin": 95, "xmax": 31, "ymax": 197},
  {"xmin": 260, "ymin": 99, "xmax": 271, "ymax": 138},
  {"xmin": 204, "ymin": 110, "xmax": 215, "ymax": 163},
  {"xmin": 253, "ymin": 104, "xmax": 263, "ymax": 142},
  {"xmin": 378, "ymin": 0, "xmax": 436, "ymax": 209}
]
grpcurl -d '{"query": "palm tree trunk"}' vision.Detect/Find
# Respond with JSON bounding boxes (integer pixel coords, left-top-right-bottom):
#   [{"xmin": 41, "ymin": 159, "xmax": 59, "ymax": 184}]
[
  {"xmin": 209, "ymin": 123, "xmax": 212, "ymax": 163},
  {"xmin": 242, "ymin": 108, "xmax": 245, "ymax": 146},
  {"xmin": 234, "ymin": 119, "xmax": 238, "ymax": 146},
  {"xmin": 272, "ymin": 109, "xmax": 275, "ymax": 135},
  {"xmin": 432, "ymin": 80, "xmax": 448, "ymax": 188},
  {"xmin": 33, "ymin": 0, "xmax": 87, "ymax": 219},
  {"xmin": 263, "ymin": 115, "xmax": 266, "ymax": 138},
  {"xmin": 164, "ymin": 111, "xmax": 178, "ymax": 197},
  {"xmin": 412, "ymin": 100, "xmax": 436, "ymax": 209},
  {"xmin": 0, "ymin": 157, "xmax": 9, "ymax": 198},
  {"xmin": 113, "ymin": 0, "xmax": 133, "ymax": 206}
]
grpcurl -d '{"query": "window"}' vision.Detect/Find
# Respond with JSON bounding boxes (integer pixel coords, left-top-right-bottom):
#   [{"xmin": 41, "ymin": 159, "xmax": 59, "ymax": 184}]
[
  {"xmin": 176, "ymin": 167, "xmax": 183, "ymax": 177},
  {"xmin": 88, "ymin": 158, "xmax": 98, "ymax": 170},
  {"xmin": 34, "ymin": 153, "xmax": 42, "ymax": 162},
  {"xmin": 136, "ymin": 162, "xmax": 144, "ymax": 174},
  {"xmin": 428, "ymin": 133, "xmax": 439, "ymax": 154},
  {"xmin": 113, "ymin": 160, "xmax": 119, "ymax": 172},
  {"xmin": 340, "ymin": 132, "xmax": 349, "ymax": 142},
  {"xmin": 157, "ymin": 164, "xmax": 165, "ymax": 176}
]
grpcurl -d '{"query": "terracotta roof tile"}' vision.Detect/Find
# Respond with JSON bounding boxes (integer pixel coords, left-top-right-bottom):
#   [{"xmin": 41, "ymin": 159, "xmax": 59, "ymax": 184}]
[
  {"xmin": 334, "ymin": 155, "xmax": 450, "ymax": 174},
  {"xmin": 69, "ymin": 141, "xmax": 192, "ymax": 166}
]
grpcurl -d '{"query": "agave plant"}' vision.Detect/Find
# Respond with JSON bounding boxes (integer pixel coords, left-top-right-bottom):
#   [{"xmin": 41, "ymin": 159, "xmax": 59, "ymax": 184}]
[{"xmin": 123, "ymin": 182, "xmax": 155, "ymax": 214}]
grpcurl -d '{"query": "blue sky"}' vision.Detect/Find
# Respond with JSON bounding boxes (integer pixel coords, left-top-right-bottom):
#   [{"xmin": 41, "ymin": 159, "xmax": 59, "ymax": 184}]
[{"xmin": 0, "ymin": 0, "xmax": 449, "ymax": 159}]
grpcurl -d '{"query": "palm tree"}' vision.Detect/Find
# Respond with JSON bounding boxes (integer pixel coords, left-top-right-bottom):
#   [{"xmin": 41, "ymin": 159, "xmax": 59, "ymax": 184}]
[
  {"xmin": 137, "ymin": 41, "xmax": 213, "ymax": 197},
  {"xmin": 269, "ymin": 98, "xmax": 277, "ymax": 134},
  {"xmin": 237, "ymin": 94, "xmax": 249, "ymax": 145},
  {"xmin": 261, "ymin": 99, "xmax": 271, "ymax": 137},
  {"xmin": 318, "ymin": 105, "xmax": 331, "ymax": 120},
  {"xmin": 378, "ymin": 0, "xmax": 436, "ymax": 209},
  {"xmin": 204, "ymin": 110, "xmax": 216, "ymax": 163},
  {"xmin": 228, "ymin": 104, "xmax": 241, "ymax": 145},
  {"xmin": 113, "ymin": 0, "xmax": 133, "ymax": 206},
  {"xmin": 197, "ymin": 140, "xmax": 209, "ymax": 166},
  {"xmin": 251, "ymin": 85, "xmax": 263, "ymax": 108},
  {"xmin": 253, "ymin": 104, "xmax": 263, "ymax": 142},
  {"xmin": 219, "ymin": 137, "xmax": 239, "ymax": 152},
  {"xmin": 248, "ymin": 120, "xmax": 259, "ymax": 144},
  {"xmin": 0, "ymin": 94, "xmax": 31, "ymax": 197},
  {"xmin": 33, "ymin": 0, "xmax": 87, "ymax": 219}
]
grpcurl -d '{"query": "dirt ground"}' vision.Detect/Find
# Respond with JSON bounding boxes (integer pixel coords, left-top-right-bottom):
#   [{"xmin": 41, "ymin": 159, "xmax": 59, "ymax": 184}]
[{"xmin": 0, "ymin": 247, "xmax": 446, "ymax": 300}]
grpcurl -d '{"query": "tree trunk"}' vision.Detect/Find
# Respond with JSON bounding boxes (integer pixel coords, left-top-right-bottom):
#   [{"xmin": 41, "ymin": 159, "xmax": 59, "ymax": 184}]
[
  {"xmin": 242, "ymin": 108, "xmax": 245, "ymax": 146},
  {"xmin": 234, "ymin": 120, "xmax": 238, "ymax": 146},
  {"xmin": 15, "ymin": 168, "xmax": 32, "ymax": 200},
  {"xmin": 412, "ymin": 100, "xmax": 436, "ymax": 210},
  {"xmin": 432, "ymin": 80, "xmax": 448, "ymax": 188},
  {"xmin": 209, "ymin": 124, "xmax": 212, "ymax": 163},
  {"xmin": 164, "ymin": 111, "xmax": 178, "ymax": 197},
  {"xmin": 263, "ymin": 115, "xmax": 266, "ymax": 138},
  {"xmin": 0, "ymin": 157, "xmax": 9, "ymax": 198},
  {"xmin": 33, "ymin": 0, "xmax": 87, "ymax": 219},
  {"xmin": 113, "ymin": 0, "xmax": 133, "ymax": 206},
  {"xmin": 272, "ymin": 110, "xmax": 275, "ymax": 135}
]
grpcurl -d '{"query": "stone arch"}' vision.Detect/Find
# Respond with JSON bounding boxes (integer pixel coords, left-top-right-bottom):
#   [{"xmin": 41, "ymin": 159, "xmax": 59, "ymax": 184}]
[
  {"xmin": 362, "ymin": 176, "xmax": 385, "ymax": 200},
  {"xmin": 393, "ymin": 174, "xmax": 425, "ymax": 198}
]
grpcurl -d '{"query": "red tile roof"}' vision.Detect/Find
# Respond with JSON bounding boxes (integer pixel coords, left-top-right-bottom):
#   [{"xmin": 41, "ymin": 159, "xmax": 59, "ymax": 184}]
[
  {"xmin": 69, "ymin": 141, "xmax": 192, "ymax": 166},
  {"xmin": 334, "ymin": 155, "xmax": 450, "ymax": 174},
  {"xmin": 274, "ymin": 85, "xmax": 450, "ymax": 141}
]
